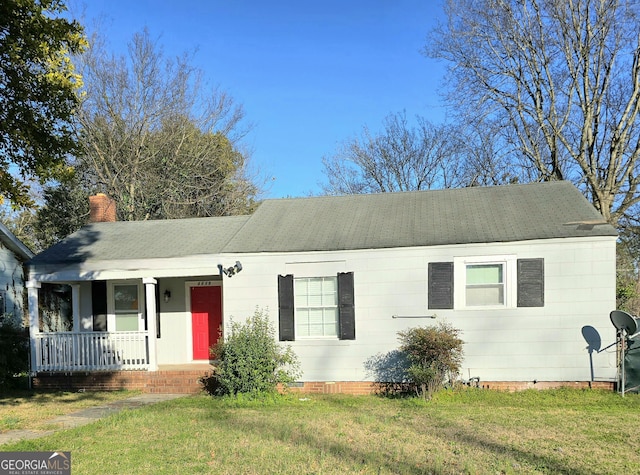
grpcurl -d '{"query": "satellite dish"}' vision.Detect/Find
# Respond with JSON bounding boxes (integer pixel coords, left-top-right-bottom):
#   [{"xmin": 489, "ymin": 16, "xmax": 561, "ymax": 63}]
[
  {"xmin": 610, "ymin": 310, "xmax": 639, "ymax": 398},
  {"xmin": 610, "ymin": 310, "xmax": 638, "ymax": 336}
]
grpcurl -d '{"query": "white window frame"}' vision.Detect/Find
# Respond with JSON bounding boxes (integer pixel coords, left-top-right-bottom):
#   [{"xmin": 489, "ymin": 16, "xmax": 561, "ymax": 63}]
[
  {"xmin": 294, "ymin": 276, "xmax": 339, "ymax": 339},
  {"xmin": 107, "ymin": 280, "xmax": 144, "ymax": 332},
  {"xmin": 454, "ymin": 255, "xmax": 517, "ymax": 309}
]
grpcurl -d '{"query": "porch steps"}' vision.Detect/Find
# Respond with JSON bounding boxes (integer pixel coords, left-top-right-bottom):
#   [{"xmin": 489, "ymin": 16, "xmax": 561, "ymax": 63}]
[{"xmin": 32, "ymin": 368, "xmax": 214, "ymax": 394}]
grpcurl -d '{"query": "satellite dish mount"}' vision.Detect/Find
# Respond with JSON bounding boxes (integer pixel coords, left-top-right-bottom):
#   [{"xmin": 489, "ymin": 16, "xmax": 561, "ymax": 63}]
[{"xmin": 610, "ymin": 310, "xmax": 639, "ymax": 397}]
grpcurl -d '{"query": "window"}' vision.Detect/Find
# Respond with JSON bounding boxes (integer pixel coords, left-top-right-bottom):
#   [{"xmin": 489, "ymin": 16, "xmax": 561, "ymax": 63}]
[
  {"xmin": 278, "ymin": 272, "xmax": 355, "ymax": 341},
  {"xmin": 295, "ymin": 277, "xmax": 338, "ymax": 337},
  {"xmin": 465, "ymin": 263, "xmax": 505, "ymax": 306},
  {"xmin": 38, "ymin": 284, "xmax": 72, "ymax": 331},
  {"xmin": 113, "ymin": 283, "xmax": 140, "ymax": 331},
  {"xmin": 427, "ymin": 258, "xmax": 544, "ymax": 310}
]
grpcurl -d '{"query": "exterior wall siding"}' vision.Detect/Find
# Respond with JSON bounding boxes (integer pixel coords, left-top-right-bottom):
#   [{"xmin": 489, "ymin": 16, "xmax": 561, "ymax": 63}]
[
  {"xmin": 155, "ymin": 277, "xmax": 190, "ymax": 365},
  {"xmin": 221, "ymin": 236, "xmax": 617, "ymax": 385}
]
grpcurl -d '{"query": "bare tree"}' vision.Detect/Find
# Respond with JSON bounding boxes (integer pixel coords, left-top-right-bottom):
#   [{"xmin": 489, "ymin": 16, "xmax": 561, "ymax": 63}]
[
  {"xmin": 427, "ymin": 0, "xmax": 640, "ymax": 227},
  {"xmin": 73, "ymin": 29, "xmax": 258, "ymax": 221},
  {"xmin": 321, "ymin": 112, "xmax": 469, "ymax": 195}
]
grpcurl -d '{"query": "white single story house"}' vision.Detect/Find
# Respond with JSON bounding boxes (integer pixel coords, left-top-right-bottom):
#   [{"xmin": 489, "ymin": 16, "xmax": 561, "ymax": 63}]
[
  {"xmin": 26, "ymin": 182, "xmax": 619, "ymax": 393},
  {"xmin": 0, "ymin": 222, "xmax": 33, "ymax": 327}
]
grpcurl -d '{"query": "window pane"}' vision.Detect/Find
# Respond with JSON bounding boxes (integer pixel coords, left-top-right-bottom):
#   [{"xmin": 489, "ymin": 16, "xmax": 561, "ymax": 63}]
[
  {"xmin": 308, "ymin": 308, "xmax": 324, "ymax": 325},
  {"xmin": 295, "ymin": 280, "xmax": 309, "ymax": 307},
  {"xmin": 466, "ymin": 285, "xmax": 504, "ymax": 306},
  {"xmin": 115, "ymin": 313, "xmax": 138, "ymax": 331},
  {"xmin": 296, "ymin": 308, "xmax": 310, "ymax": 337},
  {"xmin": 322, "ymin": 277, "xmax": 337, "ymax": 293},
  {"xmin": 114, "ymin": 285, "xmax": 139, "ymax": 312},
  {"xmin": 324, "ymin": 308, "xmax": 339, "ymax": 335},
  {"xmin": 308, "ymin": 323, "xmax": 325, "ymax": 337},
  {"xmin": 466, "ymin": 265, "xmax": 503, "ymax": 284},
  {"xmin": 308, "ymin": 292, "xmax": 324, "ymax": 306}
]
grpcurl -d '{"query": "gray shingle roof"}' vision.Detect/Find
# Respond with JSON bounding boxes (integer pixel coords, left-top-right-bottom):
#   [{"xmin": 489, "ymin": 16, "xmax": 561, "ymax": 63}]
[
  {"xmin": 28, "ymin": 182, "xmax": 617, "ymax": 267},
  {"xmin": 222, "ymin": 181, "xmax": 617, "ymax": 252},
  {"xmin": 29, "ymin": 215, "xmax": 250, "ymax": 265}
]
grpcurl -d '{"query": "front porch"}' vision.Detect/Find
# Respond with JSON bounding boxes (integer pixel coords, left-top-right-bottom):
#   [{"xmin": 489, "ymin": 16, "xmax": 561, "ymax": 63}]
[
  {"xmin": 33, "ymin": 331, "xmax": 150, "ymax": 372},
  {"xmin": 29, "ymin": 287, "xmax": 219, "ymax": 393}
]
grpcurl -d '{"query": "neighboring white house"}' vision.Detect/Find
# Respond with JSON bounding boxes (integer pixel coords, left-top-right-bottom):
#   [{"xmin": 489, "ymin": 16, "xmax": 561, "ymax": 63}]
[
  {"xmin": 0, "ymin": 222, "xmax": 33, "ymax": 327},
  {"xmin": 26, "ymin": 182, "xmax": 619, "ymax": 393}
]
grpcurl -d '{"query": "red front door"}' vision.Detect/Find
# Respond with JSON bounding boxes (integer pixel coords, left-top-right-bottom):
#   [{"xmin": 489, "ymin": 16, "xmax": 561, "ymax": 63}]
[{"xmin": 191, "ymin": 286, "xmax": 222, "ymax": 360}]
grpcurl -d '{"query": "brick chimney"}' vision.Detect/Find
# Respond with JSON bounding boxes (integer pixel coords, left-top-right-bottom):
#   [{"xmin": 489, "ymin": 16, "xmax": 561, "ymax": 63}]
[{"xmin": 89, "ymin": 193, "xmax": 117, "ymax": 223}]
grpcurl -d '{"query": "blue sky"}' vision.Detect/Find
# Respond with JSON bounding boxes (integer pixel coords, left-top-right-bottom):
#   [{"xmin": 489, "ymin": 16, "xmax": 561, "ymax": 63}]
[{"xmin": 71, "ymin": 1, "xmax": 448, "ymax": 199}]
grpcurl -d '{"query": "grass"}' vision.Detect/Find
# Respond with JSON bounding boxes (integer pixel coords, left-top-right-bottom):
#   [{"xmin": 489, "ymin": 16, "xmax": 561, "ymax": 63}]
[
  {"xmin": 2, "ymin": 388, "xmax": 640, "ymax": 474},
  {"xmin": 0, "ymin": 389, "xmax": 139, "ymax": 432}
]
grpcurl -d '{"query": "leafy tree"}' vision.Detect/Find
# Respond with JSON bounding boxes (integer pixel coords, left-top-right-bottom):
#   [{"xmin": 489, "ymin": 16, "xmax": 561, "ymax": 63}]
[
  {"xmin": 67, "ymin": 29, "xmax": 258, "ymax": 222},
  {"xmin": 34, "ymin": 173, "xmax": 89, "ymax": 249},
  {"xmin": 397, "ymin": 322, "xmax": 464, "ymax": 400},
  {"xmin": 203, "ymin": 308, "xmax": 301, "ymax": 396},
  {"xmin": 0, "ymin": 0, "xmax": 86, "ymax": 207},
  {"xmin": 427, "ymin": 0, "xmax": 640, "ymax": 228}
]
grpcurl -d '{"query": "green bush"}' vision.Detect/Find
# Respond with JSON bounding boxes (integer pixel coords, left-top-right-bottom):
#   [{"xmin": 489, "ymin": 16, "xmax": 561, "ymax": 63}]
[
  {"xmin": 397, "ymin": 321, "xmax": 464, "ymax": 400},
  {"xmin": 0, "ymin": 321, "xmax": 29, "ymax": 389},
  {"xmin": 204, "ymin": 308, "xmax": 301, "ymax": 396}
]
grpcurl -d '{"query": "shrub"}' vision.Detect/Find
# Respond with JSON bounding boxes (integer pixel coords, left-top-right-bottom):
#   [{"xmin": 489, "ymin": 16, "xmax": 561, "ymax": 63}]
[
  {"xmin": 397, "ymin": 321, "xmax": 464, "ymax": 400},
  {"xmin": 0, "ymin": 320, "xmax": 29, "ymax": 388},
  {"xmin": 204, "ymin": 308, "xmax": 301, "ymax": 396}
]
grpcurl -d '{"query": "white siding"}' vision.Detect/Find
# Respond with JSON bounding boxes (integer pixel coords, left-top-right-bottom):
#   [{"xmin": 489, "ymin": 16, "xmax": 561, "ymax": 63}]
[
  {"xmin": 222, "ymin": 236, "xmax": 617, "ymax": 383},
  {"xmin": 155, "ymin": 277, "xmax": 190, "ymax": 365}
]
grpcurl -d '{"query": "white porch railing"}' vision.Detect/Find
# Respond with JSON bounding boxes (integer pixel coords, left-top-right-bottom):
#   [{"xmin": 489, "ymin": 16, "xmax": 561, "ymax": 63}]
[{"xmin": 33, "ymin": 331, "xmax": 149, "ymax": 372}]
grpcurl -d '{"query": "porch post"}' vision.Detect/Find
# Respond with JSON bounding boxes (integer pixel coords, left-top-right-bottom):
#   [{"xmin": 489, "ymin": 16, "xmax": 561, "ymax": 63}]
[
  {"xmin": 71, "ymin": 284, "xmax": 81, "ymax": 331},
  {"xmin": 142, "ymin": 277, "xmax": 158, "ymax": 371},
  {"xmin": 26, "ymin": 280, "xmax": 41, "ymax": 372}
]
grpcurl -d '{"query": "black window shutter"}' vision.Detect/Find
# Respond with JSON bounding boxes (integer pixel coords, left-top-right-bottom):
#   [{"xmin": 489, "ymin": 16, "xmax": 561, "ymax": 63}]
[
  {"xmin": 517, "ymin": 258, "xmax": 544, "ymax": 307},
  {"xmin": 337, "ymin": 272, "xmax": 355, "ymax": 340},
  {"xmin": 278, "ymin": 274, "xmax": 295, "ymax": 341},
  {"xmin": 428, "ymin": 262, "xmax": 454, "ymax": 309},
  {"xmin": 91, "ymin": 281, "xmax": 108, "ymax": 331}
]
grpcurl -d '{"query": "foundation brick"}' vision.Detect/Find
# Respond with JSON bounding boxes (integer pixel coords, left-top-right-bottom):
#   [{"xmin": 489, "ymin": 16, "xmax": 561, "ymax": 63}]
[{"xmin": 33, "ymin": 373, "xmax": 615, "ymax": 395}]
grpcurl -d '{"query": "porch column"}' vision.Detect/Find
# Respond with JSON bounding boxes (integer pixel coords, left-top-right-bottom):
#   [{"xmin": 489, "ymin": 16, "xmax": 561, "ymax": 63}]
[
  {"xmin": 71, "ymin": 284, "xmax": 81, "ymax": 331},
  {"xmin": 142, "ymin": 277, "xmax": 158, "ymax": 371},
  {"xmin": 26, "ymin": 280, "xmax": 41, "ymax": 372}
]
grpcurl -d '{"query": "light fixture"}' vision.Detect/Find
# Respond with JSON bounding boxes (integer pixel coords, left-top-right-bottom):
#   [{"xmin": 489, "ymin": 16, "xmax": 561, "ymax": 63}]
[
  {"xmin": 163, "ymin": 290, "xmax": 171, "ymax": 303},
  {"xmin": 218, "ymin": 261, "xmax": 243, "ymax": 278}
]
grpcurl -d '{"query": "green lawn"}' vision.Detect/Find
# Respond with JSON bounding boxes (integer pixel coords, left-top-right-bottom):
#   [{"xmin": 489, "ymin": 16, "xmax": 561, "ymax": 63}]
[{"xmin": 2, "ymin": 388, "xmax": 639, "ymax": 474}]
